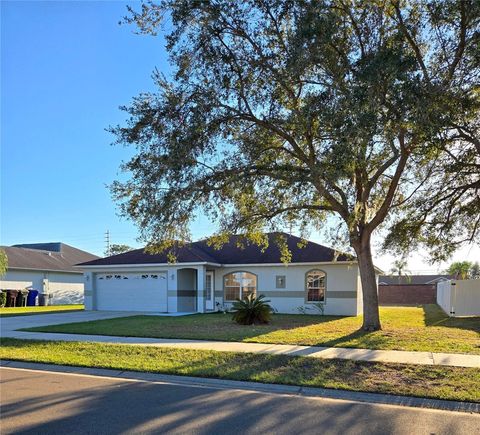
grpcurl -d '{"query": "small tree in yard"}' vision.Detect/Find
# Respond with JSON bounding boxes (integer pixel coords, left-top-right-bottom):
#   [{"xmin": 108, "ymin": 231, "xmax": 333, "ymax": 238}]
[
  {"xmin": 0, "ymin": 249, "xmax": 7, "ymax": 278},
  {"xmin": 0, "ymin": 249, "xmax": 7, "ymax": 307},
  {"xmin": 111, "ymin": 1, "xmax": 478, "ymax": 330}
]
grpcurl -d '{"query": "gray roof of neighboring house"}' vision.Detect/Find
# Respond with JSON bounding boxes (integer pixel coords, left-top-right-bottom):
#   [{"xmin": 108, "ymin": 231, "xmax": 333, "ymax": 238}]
[
  {"xmin": 3, "ymin": 243, "xmax": 99, "ymax": 273},
  {"xmin": 379, "ymin": 274, "xmax": 453, "ymax": 285},
  {"xmin": 78, "ymin": 232, "xmax": 355, "ymax": 267}
]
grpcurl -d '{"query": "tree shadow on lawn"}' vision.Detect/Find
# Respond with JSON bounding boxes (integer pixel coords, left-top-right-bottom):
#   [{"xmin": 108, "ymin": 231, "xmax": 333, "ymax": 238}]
[
  {"xmin": 422, "ymin": 304, "xmax": 480, "ymax": 333},
  {"xmin": 22, "ymin": 313, "xmax": 353, "ymax": 343},
  {"xmin": 139, "ymin": 312, "xmax": 355, "ymax": 342},
  {"xmin": 299, "ymin": 328, "xmax": 393, "ymax": 350}
]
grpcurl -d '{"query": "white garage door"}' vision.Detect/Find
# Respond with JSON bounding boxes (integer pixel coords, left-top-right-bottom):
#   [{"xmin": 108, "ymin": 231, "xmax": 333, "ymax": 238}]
[{"xmin": 95, "ymin": 272, "xmax": 168, "ymax": 312}]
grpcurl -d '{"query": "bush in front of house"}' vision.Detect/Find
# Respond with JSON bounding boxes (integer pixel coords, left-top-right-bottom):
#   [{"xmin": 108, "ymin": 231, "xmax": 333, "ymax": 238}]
[
  {"xmin": 0, "ymin": 291, "xmax": 6, "ymax": 308},
  {"xmin": 231, "ymin": 294, "xmax": 273, "ymax": 325}
]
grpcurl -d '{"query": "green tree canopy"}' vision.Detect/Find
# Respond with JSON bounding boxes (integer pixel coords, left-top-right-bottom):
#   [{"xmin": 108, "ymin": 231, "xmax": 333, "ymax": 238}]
[
  {"xmin": 111, "ymin": 0, "xmax": 479, "ymax": 330},
  {"xmin": 108, "ymin": 244, "xmax": 134, "ymax": 256},
  {"xmin": 390, "ymin": 258, "xmax": 411, "ymax": 284},
  {"xmin": 446, "ymin": 261, "xmax": 474, "ymax": 279},
  {"xmin": 382, "ymin": 2, "xmax": 480, "ymax": 262},
  {"xmin": 471, "ymin": 261, "xmax": 480, "ymax": 279}
]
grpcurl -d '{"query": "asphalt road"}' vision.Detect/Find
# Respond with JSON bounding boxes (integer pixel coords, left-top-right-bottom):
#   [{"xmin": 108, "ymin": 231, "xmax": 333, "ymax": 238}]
[{"xmin": 1, "ymin": 368, "xmax": 479, "ymax": 435}]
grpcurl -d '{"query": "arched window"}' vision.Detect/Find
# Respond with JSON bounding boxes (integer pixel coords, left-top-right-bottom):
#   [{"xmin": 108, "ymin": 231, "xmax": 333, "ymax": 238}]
[
  {"xmin": 306, "ymin": 270, "xmax": 326, "ymax": 302},
  {"xmin": 224, "ymin": 272, "xmax": 257, "ymax": 301}
]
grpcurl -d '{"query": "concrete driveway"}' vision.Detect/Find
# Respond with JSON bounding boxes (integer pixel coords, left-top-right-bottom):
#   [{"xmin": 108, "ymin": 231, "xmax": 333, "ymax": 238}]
[
  {"xmin": 1, "ymin": 310, "xmax": 139, "ymax": 338},
  {"xmin": 2, "ymin": 367, "xmax": 478, "ymax": 435}
]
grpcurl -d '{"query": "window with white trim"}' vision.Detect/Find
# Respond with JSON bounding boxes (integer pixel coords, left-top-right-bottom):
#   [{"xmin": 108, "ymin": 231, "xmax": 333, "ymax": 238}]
[
  {"xmin": 224, "ymin": 272, "xmax": 257, "ymax": 301},
  {"xmin": 306, "ymin": 270, "xmax": 326, "ymax": 302}
]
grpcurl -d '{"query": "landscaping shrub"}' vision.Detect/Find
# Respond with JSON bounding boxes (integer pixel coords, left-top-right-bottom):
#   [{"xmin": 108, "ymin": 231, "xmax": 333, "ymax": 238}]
[
  {"xmin": 231, "ymin": 294, "xmax": 273, "ymax": 325},
  {"xmin": 0, "ymin": 291, "xmax": 6, "ymax": 308}
]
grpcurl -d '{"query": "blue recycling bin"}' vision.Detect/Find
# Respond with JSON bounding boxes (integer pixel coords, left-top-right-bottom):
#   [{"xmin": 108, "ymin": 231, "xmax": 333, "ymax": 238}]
[{"xmin": 27, "ymin": 289, "xmax": 39, "ymax": 306}]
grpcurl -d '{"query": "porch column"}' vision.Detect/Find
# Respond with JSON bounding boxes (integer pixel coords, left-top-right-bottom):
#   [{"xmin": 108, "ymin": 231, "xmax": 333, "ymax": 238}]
[
  {"xmin": 167, "ymin": 268, "xmax": 178, "ymax": 313},
  {"xmin": 196, "ymin": 266, "xmax": 205, "ymax": 313},
  {"xmin": 83, "ymin": 272, "xmax": 94, "ymax": 310}
]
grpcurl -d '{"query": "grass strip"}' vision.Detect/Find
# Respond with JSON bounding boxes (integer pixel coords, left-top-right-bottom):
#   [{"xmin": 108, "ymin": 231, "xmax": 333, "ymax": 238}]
[
  {"xmin": 23, "ymin": 305, "xmax": 480, "ymax": 354},
  {"xmin": 1, "ymin": 338, "xmax": 479, "ymax": 403},
  {"xmin": 0, "ymin": 305, "xmax": 84, "ymax": 317}
]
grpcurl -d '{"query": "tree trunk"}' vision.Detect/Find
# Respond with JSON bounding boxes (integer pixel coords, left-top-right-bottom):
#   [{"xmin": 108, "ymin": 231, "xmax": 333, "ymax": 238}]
[{"xmin": 354, "ymin": 235, "xmax": 382, "ymax": 331}]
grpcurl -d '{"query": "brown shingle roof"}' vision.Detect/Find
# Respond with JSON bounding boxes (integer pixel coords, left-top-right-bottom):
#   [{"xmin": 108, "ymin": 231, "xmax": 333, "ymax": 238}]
[
  {"xmin": 79, "ymin": 233, "xmax": 353, "ymax": 267},
  {"xmin": 3, "ymin": 243, "xmax": 99, "ymax": 273}
]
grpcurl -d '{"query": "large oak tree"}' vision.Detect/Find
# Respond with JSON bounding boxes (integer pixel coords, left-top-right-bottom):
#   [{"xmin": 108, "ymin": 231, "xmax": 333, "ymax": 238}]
[{"xmin": 111, "ymin": 0, "xmax": 479, "ymax": 330}]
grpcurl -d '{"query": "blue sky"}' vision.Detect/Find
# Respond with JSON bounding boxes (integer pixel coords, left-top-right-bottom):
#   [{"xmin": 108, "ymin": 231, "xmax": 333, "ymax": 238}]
[
  {"xmin": 1, "ymin": 1, "xmax": 477, "ymax": 270},
  {"xmin": 1, "ymin": 0, "xmax": 215, "ymax": 255}
]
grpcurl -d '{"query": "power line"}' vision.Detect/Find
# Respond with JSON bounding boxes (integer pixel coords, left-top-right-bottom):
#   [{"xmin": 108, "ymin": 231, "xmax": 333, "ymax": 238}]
[{"xmin": 104, "ymin": 230, "xmax": 110, "ymax": 256}]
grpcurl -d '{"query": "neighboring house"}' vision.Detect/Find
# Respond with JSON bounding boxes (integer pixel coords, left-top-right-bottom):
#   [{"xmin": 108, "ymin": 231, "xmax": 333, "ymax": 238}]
[
  {"xmin": 1, "ymin": 243, "xmax": 99, "ymax": 305},
  {"xmin": 78, "ymin": 232, "xmax": 382, "ymax": 316},
  {"xmin": 378, "ymin": 274, "xmax": 452, "ymax": 305}
]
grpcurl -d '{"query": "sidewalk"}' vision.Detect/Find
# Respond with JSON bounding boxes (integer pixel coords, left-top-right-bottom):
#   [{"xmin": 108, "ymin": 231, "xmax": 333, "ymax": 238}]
[{"xmin": 3, "ymin": 328, "xmax": 479, "ymax": 368}]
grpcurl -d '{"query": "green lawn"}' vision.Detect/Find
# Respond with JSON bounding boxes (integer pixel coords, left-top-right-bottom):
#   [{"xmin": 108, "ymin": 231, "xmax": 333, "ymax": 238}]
[
  {"xmin": 0, "ymin": 305, "xmax": 84, "ymax": 317},
  {"xmin": 23, "ymin": 304, "xmax": 480, "ymax": 354},
  {"xmin": 1, "ymin": 338, "xmax": 479, "ymax": 403}
]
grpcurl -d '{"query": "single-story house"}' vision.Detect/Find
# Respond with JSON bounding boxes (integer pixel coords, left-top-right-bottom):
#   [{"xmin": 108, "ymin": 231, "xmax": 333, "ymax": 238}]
[
  {"xmin": 78, "ymin": 233, "xmax": 381, "ymax": 316},
  {"xmin": 1, "ymin": 243, "xmax": 99, "ymax": 305}
]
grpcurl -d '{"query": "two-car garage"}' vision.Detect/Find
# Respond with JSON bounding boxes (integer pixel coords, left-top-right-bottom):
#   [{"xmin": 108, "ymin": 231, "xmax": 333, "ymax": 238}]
[{"xmin": 94, "ymin": 272, "xmax": 168, "ymax": 312}]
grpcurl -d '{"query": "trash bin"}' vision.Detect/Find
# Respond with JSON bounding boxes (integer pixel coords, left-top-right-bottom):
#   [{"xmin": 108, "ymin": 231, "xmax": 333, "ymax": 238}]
[
  {"xmin": 6, "ymin": 290, "xmax": 19, "ymax": 307},
  {"xmin": 16, "ymin": 290, "xmax": 29, "ymax": 307},
  {"xmin": 27, "ymin": 289, "xmax": 39, "ymax": 306},
  {"xmin": 38, "ymin": 293, "xmax": 50, "ymax": 306}
]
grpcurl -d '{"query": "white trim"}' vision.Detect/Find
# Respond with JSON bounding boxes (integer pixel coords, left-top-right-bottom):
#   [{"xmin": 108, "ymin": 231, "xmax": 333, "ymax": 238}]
[{"xmin": 205, "ymin": 271, "xmax": 214, "ymax": 311}]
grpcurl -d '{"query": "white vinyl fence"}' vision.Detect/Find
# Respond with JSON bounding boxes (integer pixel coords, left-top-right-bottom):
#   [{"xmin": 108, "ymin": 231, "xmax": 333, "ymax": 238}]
[{"xmin": 437, "ymin": 279, "xmax": 480, "ymax": 317}]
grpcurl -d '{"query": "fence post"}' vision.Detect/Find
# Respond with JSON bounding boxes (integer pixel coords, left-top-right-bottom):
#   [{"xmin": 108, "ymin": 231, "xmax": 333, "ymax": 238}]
[{"xmin": 450, "ymin": 281, "xmax": 456, "ymax": 316}]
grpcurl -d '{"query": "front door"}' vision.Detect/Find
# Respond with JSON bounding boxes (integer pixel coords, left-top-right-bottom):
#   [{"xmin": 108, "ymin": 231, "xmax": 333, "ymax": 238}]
[{"xmin": 205, "ymin": 272, "xmax": 214, "ymax": 311}]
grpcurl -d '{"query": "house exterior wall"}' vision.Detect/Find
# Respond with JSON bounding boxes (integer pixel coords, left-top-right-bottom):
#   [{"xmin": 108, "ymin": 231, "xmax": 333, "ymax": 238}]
[
  {"xmin": 0, "ymin": 269, "xmax": 84, "ymax": 305},
  {"xmin": 45, "ymin": 272, "xmax": 84, "ymax": 304},
  {"xmin": 357, "ymin": 270, "xmax": 364, "ymax": 314},
  {"xmin": 213, "ymin": 263, "xmax": 361, "ymax": 316},
  {"xmin": 81, "ymin": 262, "xmax": 362, "ymax": 316}
]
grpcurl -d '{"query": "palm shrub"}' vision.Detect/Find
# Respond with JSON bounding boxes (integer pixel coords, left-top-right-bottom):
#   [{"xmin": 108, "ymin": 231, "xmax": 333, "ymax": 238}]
[{"xmin": 231, "ymin": 294, "xmax": 273, "ymax": 325}]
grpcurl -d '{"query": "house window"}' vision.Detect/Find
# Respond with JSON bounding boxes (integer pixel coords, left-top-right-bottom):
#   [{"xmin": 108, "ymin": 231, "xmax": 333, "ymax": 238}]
[
  {"xmin": 224, "ymin": 272, "xmax": 257, "ymax": 301},
  {"xmin": 276, "ymin": 275, "xmax": 286, "ymax": 288},
  {"xmin": 306, "ymin": 270, "xmax": 326, "ymax": 302}
]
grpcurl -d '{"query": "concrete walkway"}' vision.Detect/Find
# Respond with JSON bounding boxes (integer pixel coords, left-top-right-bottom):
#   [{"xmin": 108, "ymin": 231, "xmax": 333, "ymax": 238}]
[{"xmin": 1, "ymin": 311, "xmax": 479, "ymax": 368}]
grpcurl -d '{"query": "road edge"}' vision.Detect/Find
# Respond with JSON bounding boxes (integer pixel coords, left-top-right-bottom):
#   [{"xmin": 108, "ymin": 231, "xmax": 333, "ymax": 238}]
[{"xmin": 1, "ymin": 359, "xmax": 478, "ymax": 414}]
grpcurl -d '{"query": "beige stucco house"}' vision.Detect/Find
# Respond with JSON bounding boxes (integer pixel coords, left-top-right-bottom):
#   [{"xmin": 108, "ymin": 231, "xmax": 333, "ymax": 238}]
[{"xmin": 78, "ymin": 233, "xmax": 380, "ymax": 316}]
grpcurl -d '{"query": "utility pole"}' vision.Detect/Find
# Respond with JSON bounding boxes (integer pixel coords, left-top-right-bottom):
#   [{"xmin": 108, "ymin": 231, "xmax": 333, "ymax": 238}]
[{"xmin": 104, "ymin": 230, "xmax": 110, "ymax": 257}]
